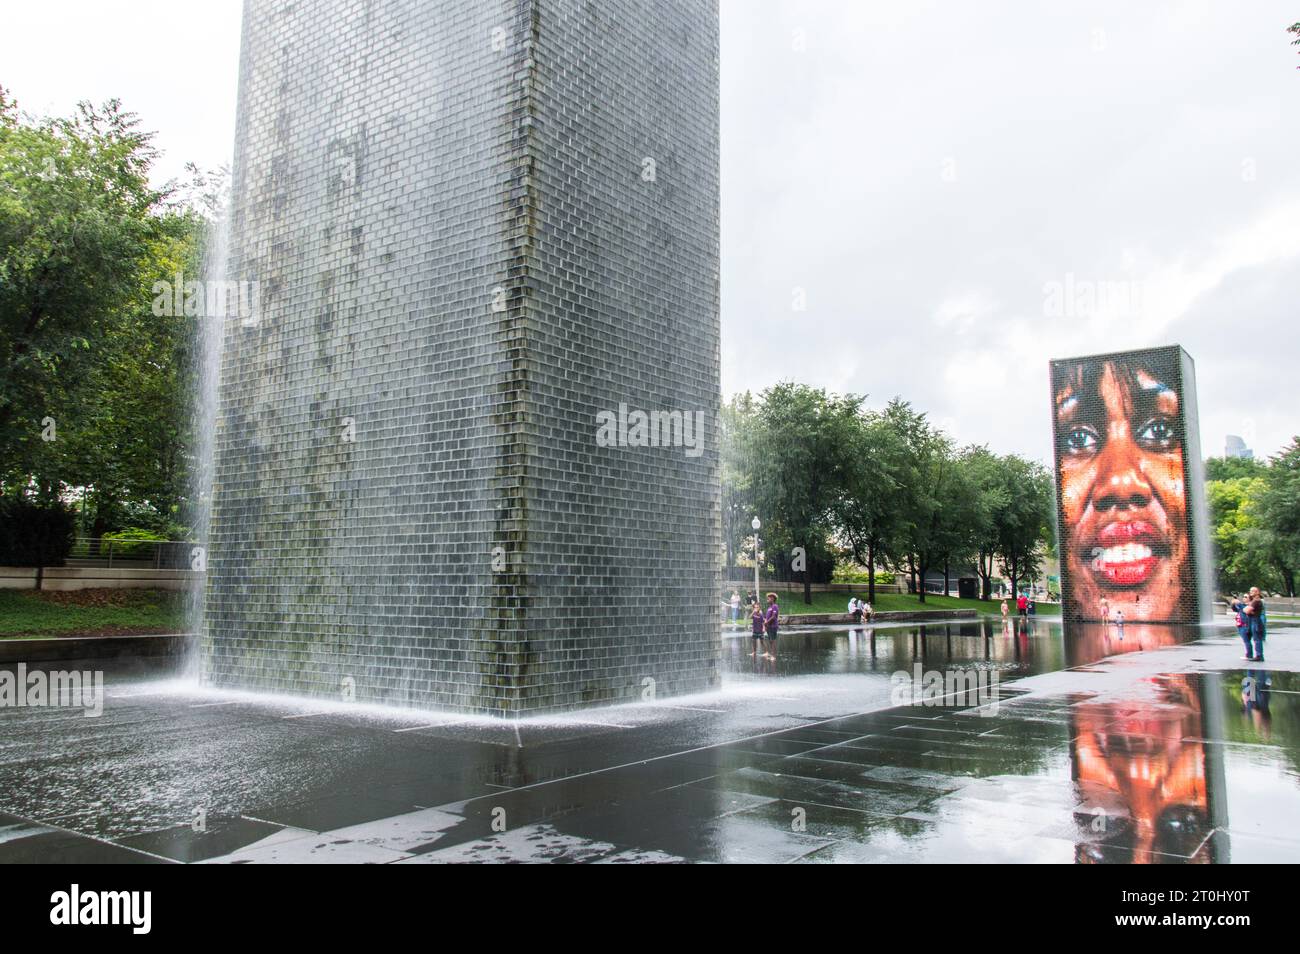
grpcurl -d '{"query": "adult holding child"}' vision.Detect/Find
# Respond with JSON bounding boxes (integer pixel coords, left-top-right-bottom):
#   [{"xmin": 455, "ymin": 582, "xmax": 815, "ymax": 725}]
[{"xmin": 1246, "ymin": 586, "xmax": 1267, "ymax": 663}]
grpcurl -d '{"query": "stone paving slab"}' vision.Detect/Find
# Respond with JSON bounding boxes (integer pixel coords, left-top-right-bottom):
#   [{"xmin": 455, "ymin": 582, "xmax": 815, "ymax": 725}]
[{"xmin": 0, "ymin": 620, "xmax": 1296, "ymax": 863}]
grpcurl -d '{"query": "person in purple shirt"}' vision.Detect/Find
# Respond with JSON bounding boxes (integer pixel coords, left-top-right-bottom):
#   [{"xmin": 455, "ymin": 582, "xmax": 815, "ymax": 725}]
[
  {"xmin": 762, "ymin": 592, "xmax": 780, "ymax": 660},
  {"xmin": 750, "ymin": 600, "xmax": 766, "ymax": 658}
]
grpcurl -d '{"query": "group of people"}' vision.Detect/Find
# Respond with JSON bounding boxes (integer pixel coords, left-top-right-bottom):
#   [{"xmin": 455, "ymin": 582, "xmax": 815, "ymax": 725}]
[
  {"xmin": 847, "ymin": 596, "xmax": 873, "ymax": 623},
  {"xmin": 727, "ymin": 589, "xmax": 761, "ymax": 625},
  {"xmin": 1097, "ymin": 597, "xmax": 1125, "ymax": 628},
  {"xmin": 1230, "ymin": 588, "xmax": 1268, "ymax": 663},
  {"xmin": 999, "ymin": 593, "xmax": 1038, "ymax": 621}
]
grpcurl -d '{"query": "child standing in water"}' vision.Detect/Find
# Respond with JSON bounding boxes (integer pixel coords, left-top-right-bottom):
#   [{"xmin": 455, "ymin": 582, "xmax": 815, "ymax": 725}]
[
  {"xmin": 763, "ymin": 592, "xmax": 780, "ymax": 660},
  {"xmin": 750, "ymin": 601, "xmax": 765, "ymax": 656}
]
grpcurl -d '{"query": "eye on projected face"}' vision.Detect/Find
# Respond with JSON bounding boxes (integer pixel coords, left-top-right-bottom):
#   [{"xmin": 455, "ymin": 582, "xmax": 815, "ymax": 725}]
[{"xmin": 1053, "ymin": 355, "xmax": 1191, "ymax": 622}]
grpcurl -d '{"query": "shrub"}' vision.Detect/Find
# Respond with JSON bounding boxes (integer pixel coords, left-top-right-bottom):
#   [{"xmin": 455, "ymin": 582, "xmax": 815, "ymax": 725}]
[
  {"xmin": 0, "ymin": 497, "xmax": 75, "ymax": 566},
  {"xmin": 102, "ymin": 527, "xmax": 169, "ymax": 560},
  {"xmin": 832, "ymin": 564, "xmax": 895, "ymax": 585}
]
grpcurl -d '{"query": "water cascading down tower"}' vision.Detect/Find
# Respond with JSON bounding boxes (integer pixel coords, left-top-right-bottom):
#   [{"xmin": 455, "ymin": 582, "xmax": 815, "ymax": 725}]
[{"xmin": 202, "ymin": 0, "xmax": 721, "ymax": 715}]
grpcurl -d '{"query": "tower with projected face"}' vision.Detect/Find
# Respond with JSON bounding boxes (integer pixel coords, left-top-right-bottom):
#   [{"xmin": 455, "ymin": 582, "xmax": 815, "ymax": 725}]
[{"xmin": 1049, "ymin": 346, "xmax": 1211, "ymax": 624}]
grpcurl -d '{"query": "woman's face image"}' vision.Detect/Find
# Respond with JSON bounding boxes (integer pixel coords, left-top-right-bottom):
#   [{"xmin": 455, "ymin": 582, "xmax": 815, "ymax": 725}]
[
  {"xmin": 1071, "ymin": 674, "xmax": 1211, "ymax": 863},
  {"xmin": 1055, "ymin": 357, "xmax": 1191, "ymax": 621}
]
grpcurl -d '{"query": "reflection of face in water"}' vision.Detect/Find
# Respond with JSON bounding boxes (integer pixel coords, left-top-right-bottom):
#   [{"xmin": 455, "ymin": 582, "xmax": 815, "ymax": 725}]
[
  {"xmin": 1064, "ymin": 622, "xmax": 1183, "ymax": 667},
  {"xmin": 1071, "ymin": 675, "xmax": 1211, "ymax": 863},
  {"xmin": 1054, "ymin": 354, "xmax": 1191, "ymax": 621}
]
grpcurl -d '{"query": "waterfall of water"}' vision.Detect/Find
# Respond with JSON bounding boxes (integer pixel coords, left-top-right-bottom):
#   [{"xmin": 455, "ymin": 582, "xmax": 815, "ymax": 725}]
[{"xmin": 184, "ymin": 198, "xmax": 233, "ymax": 670}]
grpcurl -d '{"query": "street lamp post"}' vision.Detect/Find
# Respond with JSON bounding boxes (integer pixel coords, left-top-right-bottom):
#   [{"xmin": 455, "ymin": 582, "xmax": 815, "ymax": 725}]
[{"xmin": 751, "ymin": 516, "xmax": 761, "ymax": 608}]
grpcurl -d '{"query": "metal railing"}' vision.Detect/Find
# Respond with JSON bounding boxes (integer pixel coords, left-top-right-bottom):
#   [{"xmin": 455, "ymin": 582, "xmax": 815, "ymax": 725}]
[{"xmin": 66, "ymin": 537, "xmax": 194, "ymax": 569}]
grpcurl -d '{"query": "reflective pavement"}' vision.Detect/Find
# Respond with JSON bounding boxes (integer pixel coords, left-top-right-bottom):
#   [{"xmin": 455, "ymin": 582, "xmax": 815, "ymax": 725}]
[{"xmin": 0, "ymin": 618, "xmax": 1296, "ymax": 863}]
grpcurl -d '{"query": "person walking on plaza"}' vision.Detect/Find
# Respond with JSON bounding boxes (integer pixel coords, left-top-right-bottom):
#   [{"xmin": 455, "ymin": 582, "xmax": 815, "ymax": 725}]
[
  {"xmin": 730, "ymin": 590, "xmax": 741, "ymax": 625},
  {"xmin": 1001, "ymin": 599, "xmax": 1009, "ymax": 623},
  {"xmin": 1247, "ymin": 586, "xmax": 1267, "ymax": 662},
  {"xmin": 1017, "ymin": 592, "xmax": 1028, "ymax": 619},
  {"xmin": 1099, "ymin": 596, "xmax": 1110, "ymax": 624},
  {"xmin": 750, "ymin": 600, "xmax": 765, "ymax": 657},
  {"xmin": 763, "ymin": 592, "xmax": 780, "ymax": 660}
]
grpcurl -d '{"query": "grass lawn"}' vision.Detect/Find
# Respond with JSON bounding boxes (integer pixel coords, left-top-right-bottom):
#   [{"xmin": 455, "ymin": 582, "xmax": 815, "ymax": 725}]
[
  {"xmin": 733, "ymin": 590, "xmax": 1060, "ymax": 617},
  {"xmin": 0, "ymin": 589, "xmax": 187, "ymax": 639}
]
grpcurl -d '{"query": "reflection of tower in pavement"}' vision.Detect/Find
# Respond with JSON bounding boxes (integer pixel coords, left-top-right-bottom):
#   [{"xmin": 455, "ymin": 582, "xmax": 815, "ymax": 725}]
[
  {"xmin": 1070, "ymin": 672, "xmax": 1228, "ymax": 863},
  {"xmin": 1063, "ymin": 621, "xmax": 1184, "ymax": 667}
]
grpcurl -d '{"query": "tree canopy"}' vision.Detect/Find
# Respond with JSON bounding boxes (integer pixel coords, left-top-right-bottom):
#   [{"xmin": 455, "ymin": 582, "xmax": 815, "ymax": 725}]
[
  {"xmin": 722, "ymin": 383, "xmax": 1056, "ymax": 604},
  {"xmin": 1205, "ymin": 442, "xmax": 1300, "ymax": 597},
  {"xmin": 0, "ymin": 88, "xmax": 208, "ymax": 539}
]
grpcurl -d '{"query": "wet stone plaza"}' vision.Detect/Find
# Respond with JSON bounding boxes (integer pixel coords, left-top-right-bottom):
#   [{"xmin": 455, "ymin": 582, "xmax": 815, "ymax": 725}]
[{"xmin": 0, "ymin": 619, "xmax": 1296, "ymax": 863}]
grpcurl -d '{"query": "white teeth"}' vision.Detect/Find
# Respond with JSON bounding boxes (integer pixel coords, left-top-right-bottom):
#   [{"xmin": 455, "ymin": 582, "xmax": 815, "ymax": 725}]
[{"xmin": 1099, "ymin": 543, "xmax": 1153, "ymax": 565}]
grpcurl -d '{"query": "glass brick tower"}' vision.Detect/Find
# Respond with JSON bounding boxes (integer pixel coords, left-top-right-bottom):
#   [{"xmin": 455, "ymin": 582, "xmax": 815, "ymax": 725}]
[{"xmin": 202, "ymin": 0, "xmax": 721, "ymax": 715}]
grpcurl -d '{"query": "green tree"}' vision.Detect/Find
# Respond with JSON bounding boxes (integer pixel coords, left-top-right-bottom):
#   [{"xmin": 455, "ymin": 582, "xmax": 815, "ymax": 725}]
[
  {"xmin": 960, "ymin": 445, "xmax": 1008, "ymax": 601},
  {"xmin": 747, "ymin": 382, "xmax": 861, "ymax": 605},
  {"xmin": 993, "ymin": 454, "xmax": 1053, "ymax": 598},
  {"xmin": 1207, "ymin": 475, "xmax": 1279, "ymax": 595},
  {"xmin": 1205, "ymin": 456, "xmax": 1266, "ymax": 482},
  {"xmin": 65, "ymin": 216, "xmax": 201, "ymax": 537},
  {"xmin": 832, "ymin": 407, "xmax": 908, "ymax": 604},
  {"xmin": 0, "ymin": 90, "xmax": 210, "ymax": 541},
  {"xmin": 930, "ymin": 448, "xmax": 983, "ymax": 597},
  {"xmin": 878, "ymin": 399, "xmax": 955, "ymax": 603},
  {"xmin": 1252, "ymin": 438, "xmax": 1300, "ymax": 596},
  {"xmin": 0, "ymin": 90, "xmax": 169, "ymax": 496}
]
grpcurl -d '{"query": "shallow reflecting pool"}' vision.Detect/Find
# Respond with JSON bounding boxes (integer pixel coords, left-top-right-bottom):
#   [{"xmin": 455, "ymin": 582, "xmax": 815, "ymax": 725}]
[
  {"xmin": 723, "ymin": 618, "xmax": 1201, "ymax": 681},
  {"xmin": 0, "ymin": 621, "xmax": 1295, "ymax": 862}
]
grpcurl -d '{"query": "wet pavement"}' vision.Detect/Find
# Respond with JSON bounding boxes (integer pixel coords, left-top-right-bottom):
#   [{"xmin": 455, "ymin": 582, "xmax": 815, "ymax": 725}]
[{"xmin": 0, "ymin": 617, "xmax": 1296, "ymax": 863}]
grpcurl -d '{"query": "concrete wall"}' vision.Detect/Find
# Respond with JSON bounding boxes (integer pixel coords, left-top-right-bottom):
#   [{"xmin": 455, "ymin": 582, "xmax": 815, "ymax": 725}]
[
  {"xmin": 729, "ymin": 582, "xmax": 908, "ymax": 595},
  {"xmin": 0, "ymin": 634, "xmax": 194, "ymax": 664},
  {"xmin": 0, "ymin": 567, "xmax": 200, "ymax": 592}
]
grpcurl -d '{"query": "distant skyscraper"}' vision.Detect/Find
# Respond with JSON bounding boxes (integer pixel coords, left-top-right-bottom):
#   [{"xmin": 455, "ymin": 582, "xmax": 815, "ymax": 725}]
[
  {"xmin": 203, "ymin": 0, "xmax": 721, "ymax": 715},
  {"xmin": 1224, "ymin": 435, "xmax": 1254, "ymax": 460}
]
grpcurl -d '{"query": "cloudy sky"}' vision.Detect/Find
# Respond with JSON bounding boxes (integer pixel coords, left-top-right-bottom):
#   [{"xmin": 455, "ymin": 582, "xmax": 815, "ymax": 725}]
[{"xmin": 3, "ymin": 1, "xmax": 1297, "ymax": 464}]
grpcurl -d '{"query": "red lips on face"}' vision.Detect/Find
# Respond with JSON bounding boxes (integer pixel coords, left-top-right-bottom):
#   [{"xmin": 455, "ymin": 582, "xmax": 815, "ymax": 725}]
[{"xmin": 1087, "ymin": 521, "xmax": 1166, "ymax": 589}]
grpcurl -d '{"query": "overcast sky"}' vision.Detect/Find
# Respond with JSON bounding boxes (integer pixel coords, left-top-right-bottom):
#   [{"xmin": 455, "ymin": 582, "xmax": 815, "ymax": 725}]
[{"xmin": 3, "ymin": 1, "xmax": 1297, "ymax": 464}]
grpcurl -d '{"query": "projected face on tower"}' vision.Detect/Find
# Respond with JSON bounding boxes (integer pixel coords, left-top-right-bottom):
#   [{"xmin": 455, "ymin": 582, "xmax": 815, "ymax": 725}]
[{"xmin": 1052, "ymin": 350, "xmax": 1192, "ymax": 622}]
